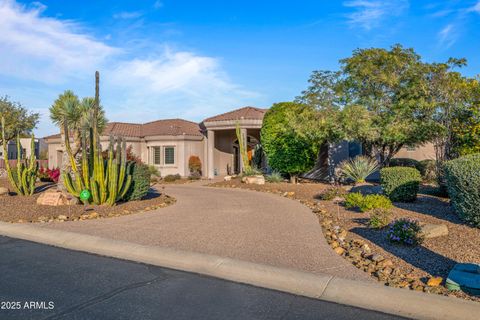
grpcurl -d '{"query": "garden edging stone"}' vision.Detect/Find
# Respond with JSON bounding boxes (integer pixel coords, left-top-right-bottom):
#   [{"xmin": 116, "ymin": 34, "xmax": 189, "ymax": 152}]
[{"xmin": 0, "ymin": 221, "xmax": 478, "ymax": 320}]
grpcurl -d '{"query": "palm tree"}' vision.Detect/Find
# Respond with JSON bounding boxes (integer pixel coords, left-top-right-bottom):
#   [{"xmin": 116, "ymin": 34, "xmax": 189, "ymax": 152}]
[{"xmin": 50, "ymin": 90, "xmax": 108, "ymax": 190}]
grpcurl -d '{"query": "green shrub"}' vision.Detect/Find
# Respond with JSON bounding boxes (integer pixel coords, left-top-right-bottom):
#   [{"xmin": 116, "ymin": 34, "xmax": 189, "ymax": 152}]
[
  {"xmin": 163, "ymin": 174, "xmax": 181, "ymax": 182},
  {"xmin": 381, "ymin": 167, "xmax": 421, "ymax": 202},
  {"xmin": 345, "ymin": 192, "xmax": 392, "ymax": 212},
  {"xmin": 339, "ymin": 156, "xmax": 379, "ymax": 184},
  {"xmin": 147, "ymin": 165, "xmax": 161, "ymax": 182},
  {"xmin": 361, "ymin": 194, "xmax": 393, "ymax": 212},
  {"xmin": 444, "ymin": 154, "xmax": 480, "ymax": 227},
  {"xmin": 320, "ymin": 187, "xmax": 347, "ymax": 201},
  {"xmin": 344, "ymin": 192, "xmax": 364, "ymax": 209},
  {"xmin": 266, "ymin": 171, "xmax": 283, "ymax": 183},
  {"xmin": 418, "ymin": 159, "xmax": 437, "ymax": 182},
  {"xmin": 125, "ymin": 162, "xmax": 151, "ymax": 201},
  {"xmin": 261, "ymin": 102, "xmax": 319, "ymax": 178},
  {"xmin": 387, "ymin": 218, "xmax": 424, "ymax": 245},
  {"xmin": 242, "ymin": 167, "xmax": 262, "ymax": 176},
  {"xmin": 369, "ymin": 208, "xmax": 392, "ymax": 229},
  {"xmin": 188, "ymin": 172, "xmax": 201, "ymax": 180}
]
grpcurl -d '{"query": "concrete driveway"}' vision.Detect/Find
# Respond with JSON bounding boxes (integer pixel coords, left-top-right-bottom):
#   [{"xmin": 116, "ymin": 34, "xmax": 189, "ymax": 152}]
[{"xmin": 42, "ymin": 183, "xmax": 371, "ymax": 281}]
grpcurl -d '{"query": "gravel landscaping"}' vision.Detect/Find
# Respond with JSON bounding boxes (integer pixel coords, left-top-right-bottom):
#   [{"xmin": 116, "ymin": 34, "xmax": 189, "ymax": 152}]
[
  {"xmin": 210, "ymin": 178, "xmax": 480, "ymax": 302},
  {"xmin": 0, "ymin": 178, "xmax": 175, "ymax": 223}
]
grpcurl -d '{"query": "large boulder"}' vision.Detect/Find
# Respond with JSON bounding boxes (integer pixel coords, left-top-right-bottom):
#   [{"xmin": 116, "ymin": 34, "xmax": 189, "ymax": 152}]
[
  {"xmin": 420, "ymin": 223, "xmax": 449, "ymax": 239},
  {"xmin": 242, "ymin": 175, "xmax": 265, "ymax": 185},
  {"xmin": 37, "ymin": 190, "xmax": 79, "ymax": 206},
  {"xmin": 0, "ymin": 187, "xmax": 9, "ymax": 196},
  {"xmin": 446, "ymin": 263, "xmax": 480, "ymax": 295}
]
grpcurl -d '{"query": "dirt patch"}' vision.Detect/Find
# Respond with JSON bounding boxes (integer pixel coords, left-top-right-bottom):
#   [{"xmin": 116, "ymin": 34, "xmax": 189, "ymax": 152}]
[
  {"xmin": 210, "ymin": 178, "xmax": 480, "ymax": 302},
  {"xmin": 0, "ymin": 178, "xmax": 176, "ymax": 223}
]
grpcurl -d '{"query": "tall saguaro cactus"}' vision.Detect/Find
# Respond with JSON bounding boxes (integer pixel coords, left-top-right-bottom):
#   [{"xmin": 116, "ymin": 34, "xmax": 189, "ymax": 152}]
[
  {"xmin": 62, "ymin": 72, "xmax": 132, "ymax": 205},
  {"xmin": 235, "ymin": 122, "xmax": 250, "ymax": 172},
  {"xmin": 1, "ymin": 117, "xmax": 37, "ymax": 195}
]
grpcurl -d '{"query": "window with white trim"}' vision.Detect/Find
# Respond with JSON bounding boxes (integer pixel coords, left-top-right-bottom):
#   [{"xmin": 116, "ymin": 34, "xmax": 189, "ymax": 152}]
[
  {"xmin": 153, "ymin": 147, "xmax": 161, "ymax": 165},
  {"xmin": 164, "ymin": 146, "xmax": 175, "ymax": 165}
]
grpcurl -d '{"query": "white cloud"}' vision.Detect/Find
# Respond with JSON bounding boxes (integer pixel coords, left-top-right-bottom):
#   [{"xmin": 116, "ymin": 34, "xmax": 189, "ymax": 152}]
[
  {"xmin": 438, "ymin": 24, "xmax": 458, "ymax": 48},
  {"xmin": 469, "ymin": 1, "xmax": 480, "ymax": 13},
  {"xmin": 0, "ymin": 0, "xmax": 118, "ymax": 83},
  {"xmin": 105, "ymin": 48, "xmax": 259, "ymax": 122},
  {"xmin": 113, "ymin": 11, "xmax": 143, "ymax": 19},
  {"xmin": 343, "ymin": 0, "xmax": 409, "ymax": 30},
  {"xmin": 0, "ymin": 0, "xmax": 260, "ymax": 136}
]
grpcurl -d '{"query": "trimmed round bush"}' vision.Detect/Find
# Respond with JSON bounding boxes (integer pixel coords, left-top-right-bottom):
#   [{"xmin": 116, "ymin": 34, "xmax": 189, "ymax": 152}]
[
  {"xmin": 444, "ymin": 154, "xmax": 480, "ymax": 227},
  {"xmin": 390, "ymin": 158, "xmax": 422, "ymax": 171},
  {"xmin": 125, "ymin": 162, "xmax": 151, "ymax": 201},
  {"xmin": 164, "ymin": 174, "xmax": 181, "ymax": 182},
  {"xmin": 380, "ymin": 167, "xmax": 421, "ymax": 202}
]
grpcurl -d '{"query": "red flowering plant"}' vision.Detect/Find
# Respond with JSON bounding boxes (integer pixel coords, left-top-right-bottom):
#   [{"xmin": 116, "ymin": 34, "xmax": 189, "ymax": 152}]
[
  {"xmin": 38, "ymin": 167, "xmax": 60, "ymax": 183},
  {"xmin": 38, "ymin": 167, "xmax": 50, "ymax": 182},
  {"xmin": 47, "ymin": 168, "xmax": 60, "ymax": 183}
]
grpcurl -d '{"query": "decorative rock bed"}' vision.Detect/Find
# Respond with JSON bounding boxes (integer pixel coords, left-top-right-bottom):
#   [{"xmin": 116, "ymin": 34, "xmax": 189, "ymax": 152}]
[
  {"xmin": 0, "ymin": 179, "xmax": 176, "ymax": 223},
  {"xmin": 210, "ymin": 179, "xmax": 480, "ymax": 302}
]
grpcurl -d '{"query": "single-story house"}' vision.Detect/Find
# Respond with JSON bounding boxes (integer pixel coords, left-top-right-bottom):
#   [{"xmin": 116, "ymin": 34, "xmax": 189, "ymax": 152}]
[
  {"xmin": 43, "ymin": 106, "xmax": 435, "ymax": 179},
  {"xmin": 0, "ymin": 138, "xmax": 47, "ymax": 160}
]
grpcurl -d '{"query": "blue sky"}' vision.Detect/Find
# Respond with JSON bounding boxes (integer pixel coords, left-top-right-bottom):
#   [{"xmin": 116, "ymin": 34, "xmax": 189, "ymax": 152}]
[{"xmin": 1, "ymin": 0, "xmax": 480, "ymax": 137}]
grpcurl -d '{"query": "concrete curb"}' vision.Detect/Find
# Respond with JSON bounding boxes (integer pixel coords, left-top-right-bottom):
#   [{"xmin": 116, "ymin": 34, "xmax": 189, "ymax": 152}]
[{"xmin": 0, "ymin": 222, "xmax": 478, "ymax": 320}]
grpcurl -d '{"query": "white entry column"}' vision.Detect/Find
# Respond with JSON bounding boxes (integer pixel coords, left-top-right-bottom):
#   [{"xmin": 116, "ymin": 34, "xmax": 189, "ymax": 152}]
[{"xmin": 207, "ymin": 129, "xmax": 215, "ymax": 179}]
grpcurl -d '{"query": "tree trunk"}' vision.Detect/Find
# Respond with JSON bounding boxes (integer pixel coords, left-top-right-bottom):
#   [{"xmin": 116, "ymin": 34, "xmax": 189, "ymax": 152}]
[
  {"xmin": 327, "ymin": 142, "xmax": 336, "ymax": 183},
  {"xmin": 57, "ymin": 129, "xmax": 68, "ymax": 192},
  {"xmin": 290, "ymin": 174, "xmax": 298, "ymax": 184}
]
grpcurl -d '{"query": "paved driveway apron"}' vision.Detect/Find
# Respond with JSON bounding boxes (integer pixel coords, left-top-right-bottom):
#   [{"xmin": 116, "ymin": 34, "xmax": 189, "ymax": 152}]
[{"xmin": 43, "ymin": 184, "xmax": 372, "ymax": 281}]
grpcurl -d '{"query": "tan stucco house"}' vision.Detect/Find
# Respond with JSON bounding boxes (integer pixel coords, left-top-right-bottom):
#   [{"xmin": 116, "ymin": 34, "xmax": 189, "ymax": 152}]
[
  {"xmin": 44, "ymin": 107, "xmax": 266, "ymax": 179},
  {"xmin": 43, "ymin": 106, "xmax": 435, "ymax": 179}
]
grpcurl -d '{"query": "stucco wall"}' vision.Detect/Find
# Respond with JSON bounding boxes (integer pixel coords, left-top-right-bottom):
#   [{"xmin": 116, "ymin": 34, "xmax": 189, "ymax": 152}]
[
  {"xmin": 394, "ymin": 142, "xmax": 436, "ymax": 161},
  {"xmin": 213, "ymin": 130, "xmax": 236, "ymax": 176}
]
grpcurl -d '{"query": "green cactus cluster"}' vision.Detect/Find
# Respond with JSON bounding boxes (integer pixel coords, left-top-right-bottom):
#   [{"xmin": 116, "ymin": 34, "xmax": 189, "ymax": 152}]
[
  {"xmin": 1, "ymin": 116, "xmax": 37, "ymax": 196},
  {"xmin": 62, "ymin": 72, "xmax": 132, "ymax": 205},
  {"xmin": 235, "ymin": 121, "xmax": 250, "ymax": 172}
]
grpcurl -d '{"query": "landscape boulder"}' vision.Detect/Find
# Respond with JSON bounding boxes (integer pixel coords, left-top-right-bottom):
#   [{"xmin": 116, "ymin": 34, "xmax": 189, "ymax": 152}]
[
  {"xmin": 242, "ymin": 175, "xmax": 265, "ymax": 185},
  {"xmin": 0, "ymin": 187, "xmax": 9, "ymax": 196},
  {"xmin": 420, "ymin": 223, "xmax": 449, "ymax": 239},
  {"xmin": 223, "ymin": 175, "xmax": 232, "ymax": 181},
  {"xmin": 37, "ymin": 190, "xmax": 79, "ymax": 206}
]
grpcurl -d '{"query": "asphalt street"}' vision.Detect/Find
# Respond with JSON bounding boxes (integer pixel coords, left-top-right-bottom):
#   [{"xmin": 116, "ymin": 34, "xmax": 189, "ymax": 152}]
[{"xmin": 0, "ymin": 236, "xmax": 408, "ymax": 320}]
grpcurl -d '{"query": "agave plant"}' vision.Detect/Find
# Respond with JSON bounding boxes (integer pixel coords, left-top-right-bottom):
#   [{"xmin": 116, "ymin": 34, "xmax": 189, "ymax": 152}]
[{"xmin": 339, "ymin": 156, "xmax": 379, "ymax": 184}]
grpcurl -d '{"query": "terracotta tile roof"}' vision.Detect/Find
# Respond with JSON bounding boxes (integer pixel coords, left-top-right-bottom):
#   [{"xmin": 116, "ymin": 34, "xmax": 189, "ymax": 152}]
[
  {"xmin": 203, "ymin": 106, "xmax": 267, "ymax": 122},
  {"xmin": 141, "ymin": 119, "xmax": 202, "ymax": 136},
  {"xmin": 104, "ymin": 122, "xmax": 142, "ymax": 137},
  {"xmin": 43, "ymin": 119, "xmax": 202, "ymax": 140},
  {"xmin": 43, "ymin": 133, "xmax": 61, "ymax": 140}
]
